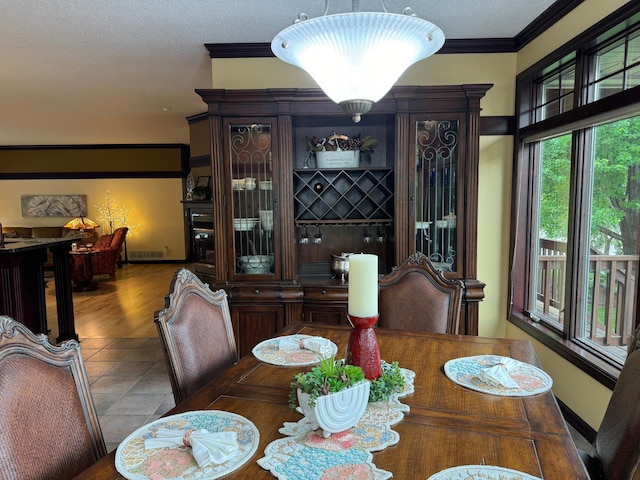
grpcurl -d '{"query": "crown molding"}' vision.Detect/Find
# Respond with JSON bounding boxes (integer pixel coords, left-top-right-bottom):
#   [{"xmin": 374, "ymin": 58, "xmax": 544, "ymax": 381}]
[{"xmin": 206, "ymin": 1, "xmax": 585, "ymax": 58}]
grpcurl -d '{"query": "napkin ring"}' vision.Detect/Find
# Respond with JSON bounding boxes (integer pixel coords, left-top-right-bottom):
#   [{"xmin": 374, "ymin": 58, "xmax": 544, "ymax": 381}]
[{"xmin": 183, "ymin": 429, "xmax": 195, "ymax": 447}]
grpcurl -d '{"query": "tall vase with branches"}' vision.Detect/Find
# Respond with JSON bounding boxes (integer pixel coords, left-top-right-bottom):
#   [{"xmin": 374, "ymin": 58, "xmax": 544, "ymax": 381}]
[
  {"xmin": 95, "ymin": 190, "xmax": 136, "ymax": 263},
  {"xmin": 95, "ymin": 190, "xmax": 130, "ymax": 234}
]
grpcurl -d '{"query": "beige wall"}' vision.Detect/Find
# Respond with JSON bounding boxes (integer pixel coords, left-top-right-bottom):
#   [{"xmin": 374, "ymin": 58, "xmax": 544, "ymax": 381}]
[
  {"xmin": 517, "ymin": 0, "xmax": 629, "ymax": 74},
  {"xmin": 0, "ymin": 178, "xmax": 186, "ymax": 260}
]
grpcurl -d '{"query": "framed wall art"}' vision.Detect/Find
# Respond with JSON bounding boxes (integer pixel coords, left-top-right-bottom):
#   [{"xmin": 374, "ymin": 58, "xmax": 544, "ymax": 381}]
[
  {"xmin": 21, "ymin": 194, "xmax": 87, "ymax": 217},
  {"xmin": 196, "ymin": 176, "xmax": 211, "ymax": 188}
]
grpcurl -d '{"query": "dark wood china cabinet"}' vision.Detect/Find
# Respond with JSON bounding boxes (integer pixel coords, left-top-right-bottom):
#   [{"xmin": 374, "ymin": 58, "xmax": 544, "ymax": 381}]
[{"xmin": 189, "ymin": 85, "xmax": 490, "ymax": 354}]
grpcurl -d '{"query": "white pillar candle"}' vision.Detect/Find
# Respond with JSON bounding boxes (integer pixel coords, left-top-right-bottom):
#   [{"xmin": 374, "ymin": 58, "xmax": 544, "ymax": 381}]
[{"xmin": 348, "ymin": 254, "xmax": 378, "ymax": 317}]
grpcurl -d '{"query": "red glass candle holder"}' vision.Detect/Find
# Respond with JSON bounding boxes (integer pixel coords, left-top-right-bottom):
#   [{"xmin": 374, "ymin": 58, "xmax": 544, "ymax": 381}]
[{"xmin": 345, "ymin": 314, "xmax": 382, "ymax": 380}]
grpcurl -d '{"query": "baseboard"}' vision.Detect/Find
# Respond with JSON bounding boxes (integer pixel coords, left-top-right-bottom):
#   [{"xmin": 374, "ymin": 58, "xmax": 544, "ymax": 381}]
[{"xmin": 556, "ymin": 396, "xmax": 597, "ymax": 444}]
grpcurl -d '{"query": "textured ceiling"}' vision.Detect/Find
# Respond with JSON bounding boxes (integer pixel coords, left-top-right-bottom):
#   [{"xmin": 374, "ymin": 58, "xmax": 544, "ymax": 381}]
[{"xmin": 0, "ymin": 0, "xmax": 558, "ymax": 146}]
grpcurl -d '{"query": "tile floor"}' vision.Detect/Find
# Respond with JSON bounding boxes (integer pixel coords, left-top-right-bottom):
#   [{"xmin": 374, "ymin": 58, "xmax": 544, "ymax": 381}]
[{"xmin": 80, "ymin": 337, "xmax": 175, "ymax": 453}]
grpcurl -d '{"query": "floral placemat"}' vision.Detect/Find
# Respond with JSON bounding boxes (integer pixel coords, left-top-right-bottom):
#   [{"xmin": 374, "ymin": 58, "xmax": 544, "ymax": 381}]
[
  {"xmin": 252, "ymin": 334, "xmax": 338, "ymax": 366},
  {"xmin": 426, "ymin": 464, "xmax": 542, "ymax": 480},
  {"xmin": 444, "ymin": 355, "xmax": 553, "ymax": 397},
  {"xmin": 257, "ymin": 366, "xmax": 414, "ymax": 479},
  {"xmin": 115, "ymin": 410, "xmax": 259, "ymax": 480}
]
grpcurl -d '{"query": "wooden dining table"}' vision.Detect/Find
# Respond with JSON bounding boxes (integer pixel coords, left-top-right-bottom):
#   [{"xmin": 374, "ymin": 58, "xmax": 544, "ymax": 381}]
[{"xmin": 74, "ymin": 323, "xmax": 589, "ymax": 479}]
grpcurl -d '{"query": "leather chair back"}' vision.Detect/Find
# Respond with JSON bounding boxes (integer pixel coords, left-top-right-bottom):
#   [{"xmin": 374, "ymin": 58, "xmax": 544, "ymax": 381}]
[
  {"xmin": 0, "ymin": 316, "xmax": 106, "ymax": 479},
  {"xmin": 155, "ymin": 269, "xmax": 238, "ymax": 403},
  {"xmin": 628, "ymin": 323, "xmax": 640, "ymax": 358},
  {"xmin": 588, "ymin": 346, "xmax": 640, "ymax": 479},
  {"xmin": 378, "ymin": 252, "xmax": 463, "ymax": 334}
]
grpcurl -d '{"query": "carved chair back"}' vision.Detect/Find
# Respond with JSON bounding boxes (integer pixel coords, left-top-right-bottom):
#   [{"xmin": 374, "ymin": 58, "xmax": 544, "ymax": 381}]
[
  {"xmin": 155, "ymin": 269, "xmax": 238, "ymax": 403},
  {"xmin": 0, "ymin": 316, "xmax": 106, "ymax": 480},
  {"xmin": 378, "ymin": 252, "xmax": 463, "ymax": 334}
]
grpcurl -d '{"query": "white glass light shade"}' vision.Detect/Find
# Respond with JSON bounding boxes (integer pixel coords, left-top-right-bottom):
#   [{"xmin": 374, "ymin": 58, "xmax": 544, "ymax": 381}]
[{"xmin": 271, "ymin": 12, "xmax": 444, "ymax": 121}]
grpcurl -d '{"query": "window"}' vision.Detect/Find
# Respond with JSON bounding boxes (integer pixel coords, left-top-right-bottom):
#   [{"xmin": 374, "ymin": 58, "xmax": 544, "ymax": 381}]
[
  {"xmin": 512, "ymin": 5, "xmax": 640, "ymax": 384},
  {"xmin": 536, "ymin": 61, "xmax": 575, "ymax": 121},
  {"xmin": 531, "ymin": 134, "xmax": 571, "ymax": 332}
]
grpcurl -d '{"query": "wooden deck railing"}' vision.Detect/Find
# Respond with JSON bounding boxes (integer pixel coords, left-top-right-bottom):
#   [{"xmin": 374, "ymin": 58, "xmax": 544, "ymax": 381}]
[{"xmin": 537, "ymin": 238, "xmax": 638, "ymax": 348}]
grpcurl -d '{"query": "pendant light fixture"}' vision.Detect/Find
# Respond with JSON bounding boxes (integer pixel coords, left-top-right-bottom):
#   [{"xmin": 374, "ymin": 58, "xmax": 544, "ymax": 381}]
[{"xmin": 271, "ymin": 0, "xmax": 444, "ymax": 122}]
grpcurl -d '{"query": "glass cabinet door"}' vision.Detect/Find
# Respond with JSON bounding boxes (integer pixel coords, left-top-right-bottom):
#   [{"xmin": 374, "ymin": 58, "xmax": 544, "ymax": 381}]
[
  {"xmin": 227, "ymin": 122, "xmax": 277, "ymax": 277},
  {"xmin": 414, "ymin": 119, "xmax": 459, "ymax": 273}
]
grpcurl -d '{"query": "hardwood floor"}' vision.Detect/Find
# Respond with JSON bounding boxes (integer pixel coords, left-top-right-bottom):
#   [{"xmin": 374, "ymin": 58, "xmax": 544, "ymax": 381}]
[{"xmin": 45, "ymin": 262, "xmax": 190, "ymax": 341}]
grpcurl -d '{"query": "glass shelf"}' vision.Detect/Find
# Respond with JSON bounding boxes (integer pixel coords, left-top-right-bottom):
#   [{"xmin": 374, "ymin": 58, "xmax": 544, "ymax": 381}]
[
  {"xmin": 228, "ymin": 123, "xmax": 275, "ymax": 276},
  {"xmin": 415, "ymin": 119, "xmax": 459, "ymax": 272}
]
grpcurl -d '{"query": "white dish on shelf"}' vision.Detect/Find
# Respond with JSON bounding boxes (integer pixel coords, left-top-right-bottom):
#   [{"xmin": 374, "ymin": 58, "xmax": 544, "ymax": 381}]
[
  {"xmin": 415, "ymin": 221, "xmax": 431, "ymax": 229},
  {"xmin": 259, "ymin": 180, "xmax": 273, "ymax": 190},
  {"xmin": 259, "ymin": 210, "xmax": 274, "ymax": 230},
  {"xmin": 233, "ymin": 218, "xmax": 258, "ymax": 231},
  {"xmin": 232, "ymin": 178, "xmax": 257, "ymax": 191}
]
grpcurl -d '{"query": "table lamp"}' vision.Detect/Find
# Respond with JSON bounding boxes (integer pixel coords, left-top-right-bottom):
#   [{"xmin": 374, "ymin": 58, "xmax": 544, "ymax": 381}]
[{"xmin": 64, "ymin": 216, "xmax": 99, "ymax": 244}]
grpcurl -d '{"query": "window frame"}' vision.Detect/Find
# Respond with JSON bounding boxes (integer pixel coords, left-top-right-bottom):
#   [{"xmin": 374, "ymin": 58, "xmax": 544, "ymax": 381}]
[{"xmin": 510, "ymin": 3, "xmax": 640, "ymax": 389}]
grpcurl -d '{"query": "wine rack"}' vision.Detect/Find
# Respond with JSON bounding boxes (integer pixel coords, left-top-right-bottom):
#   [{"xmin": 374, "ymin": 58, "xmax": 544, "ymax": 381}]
[{"xmin": 293, "ymin": 168, "xmax": 393, "ymax": 223}]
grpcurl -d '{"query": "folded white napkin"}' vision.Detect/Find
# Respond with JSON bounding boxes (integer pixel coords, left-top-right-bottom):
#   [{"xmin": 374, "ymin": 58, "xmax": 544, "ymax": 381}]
[
  {"xmin": 144, "ymin": 428, "xmax": 238, "ymax": 468},
  {"xmin": 278, "ymin": 336, "xmax": 332, "ymax": 356},
  {"xmin": 476, "ymin": 357, "xmax": 520, "ymax": 389}
]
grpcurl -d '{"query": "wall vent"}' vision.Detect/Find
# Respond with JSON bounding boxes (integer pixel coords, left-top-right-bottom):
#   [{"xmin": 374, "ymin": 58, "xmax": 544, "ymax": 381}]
[{"xmin": 129, "ymin": 250, "xmax": 164, "ymax": 260}]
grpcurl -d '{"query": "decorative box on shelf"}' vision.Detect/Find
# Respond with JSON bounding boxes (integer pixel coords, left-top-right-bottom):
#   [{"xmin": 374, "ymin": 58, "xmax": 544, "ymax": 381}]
[{"xmin": 316, "ymin": 150, "xmax": 360, "ymax": 168}]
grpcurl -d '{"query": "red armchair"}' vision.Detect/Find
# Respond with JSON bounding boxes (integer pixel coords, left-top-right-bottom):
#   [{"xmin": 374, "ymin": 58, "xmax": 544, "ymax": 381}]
[{"xmin": 91, "ymin": 227, "xmax": 128, "ymax": 280}]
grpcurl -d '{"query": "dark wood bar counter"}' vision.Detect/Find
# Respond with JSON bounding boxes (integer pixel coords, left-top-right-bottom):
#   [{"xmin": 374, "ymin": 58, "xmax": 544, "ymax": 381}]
[{"xmin": 0, "ymin": 237, "xmax": 78, "ymax": 342}]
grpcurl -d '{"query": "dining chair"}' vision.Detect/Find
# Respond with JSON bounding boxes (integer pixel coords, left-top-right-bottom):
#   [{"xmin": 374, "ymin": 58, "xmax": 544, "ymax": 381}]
[
  {"xmin": 155, "ymin": 268, "xmax": 238, "ymax": 403},
  {"xmin": 0, "ymin": 316, "xmax": 106, "ymax": 480},
  {"xmin": 578, "ymin": 340, "xmax": 640, "ymax": 480},
  {"xmin": 377, "ymin": 252, "xmax": 463, "ymax": 334}
]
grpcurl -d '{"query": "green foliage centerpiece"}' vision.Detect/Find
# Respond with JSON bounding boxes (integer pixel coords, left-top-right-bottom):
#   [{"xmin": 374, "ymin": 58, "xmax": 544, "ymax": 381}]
[{"xmin": 289, "ymin": 357, "xmax": 405, "ymax": 438}]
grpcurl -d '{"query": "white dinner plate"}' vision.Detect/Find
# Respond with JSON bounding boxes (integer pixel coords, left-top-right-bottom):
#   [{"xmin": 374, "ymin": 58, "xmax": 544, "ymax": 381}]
[
  {"xmin": 115, "ymin": 410, "xmax": 259, "ymax": 480},
  {"xmin": 252, "ymin": 334, "xmax": 338, "ymax": 366},
  {"xmin": 444, "ymin": 355, "xmax": 553, "ymax": 397},
  {"xmin": 427, "ymin": 465, "xmax": 542, "ymax": 480}
]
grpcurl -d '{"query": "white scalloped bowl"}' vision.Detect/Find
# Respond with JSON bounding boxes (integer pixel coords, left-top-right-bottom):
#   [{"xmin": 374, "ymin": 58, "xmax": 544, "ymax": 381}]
[
  {"xmin": 296, "ymin": 380, "xmax": 370, "ymax": 438},
  {"xmin": 237, "ymin": 255, "xmax": 273, "ymax": 274}
]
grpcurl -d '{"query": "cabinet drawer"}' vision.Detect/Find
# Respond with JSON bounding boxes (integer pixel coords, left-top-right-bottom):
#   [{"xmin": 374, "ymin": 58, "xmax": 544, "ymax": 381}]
[
  {"xmin": 303, "ymin": 305, "xmax": 347, "ymax": 324},
  {"xmin": 229, "ymin": 285, "xmax": 281, "ymax": 301},
  {"xmin": 303, "ymin": 286, "xmax": 348, "ymax": 302}
]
